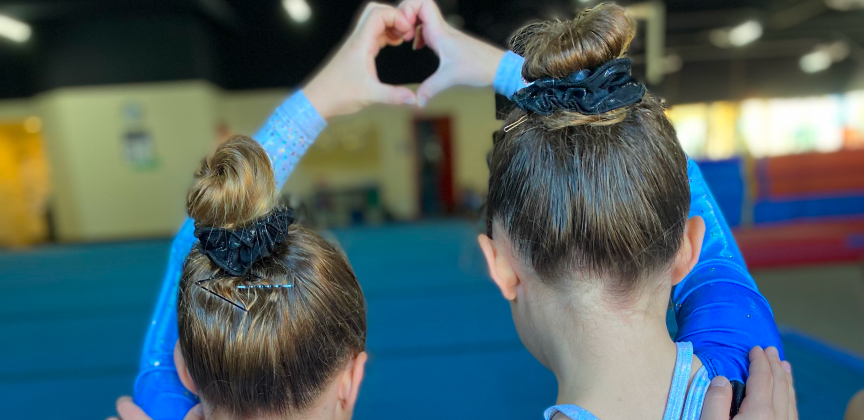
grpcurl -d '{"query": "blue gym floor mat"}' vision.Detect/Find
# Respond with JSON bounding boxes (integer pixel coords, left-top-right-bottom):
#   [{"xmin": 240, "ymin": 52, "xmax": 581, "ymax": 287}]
[{"xmin": 1, "ymin": 220, "xmax": 862, "ymax": 419}]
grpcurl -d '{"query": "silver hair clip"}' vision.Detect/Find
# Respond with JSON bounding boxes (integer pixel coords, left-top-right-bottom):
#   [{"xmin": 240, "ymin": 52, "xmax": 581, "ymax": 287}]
[
  {"xmin": 193, "ymin": 276, "xmax": 294, "ymax": 313},
  {"xmin": 503, "ymin": 115, "xmax": 529, "ymax": 133},
  {"xmin": 236, "ymin": 284, "xmax": 293, "ymax": 289},
  {"xmin": 195, "ymin": 278, "xmax": 248, "ymax": 312}
]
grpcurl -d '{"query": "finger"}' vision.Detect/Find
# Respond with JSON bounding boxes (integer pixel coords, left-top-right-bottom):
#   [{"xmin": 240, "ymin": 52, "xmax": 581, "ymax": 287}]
[
  {"xmin": 116, "ymin": 396, "xmax": 151, "ymax": 420},
  {"xmin": 370, "ymin": 84, "xmax": 417, "ymax": 106},
  {"xmin": 363, "ymin": 5, "xmax": 414, "ymax": 44},
  {"xmin": 405, "ymin": 0, "xmax": 444, "ymax": 31},
  {"xmin": 397, "ymin": 0, "xmax": 424, "ymax": 27},
  {"xmin": 783, "ymin": 361, "xmax": 798, "ymax": 420},
  {"xmin": 739, "ymin": 346, "xmax": 774, "ymax": 414},
  {"xmin": 382, "ymin": 27, "xmax": 405, "ymax": 47},
  {"xmin": 412, "ymin": 24, "xmax": 426, "ymax": 50},
  {"xmin": 700, "ymin": 376, "xmax": 734, "ymax": 420},
  {"xmin": 398, "ymin": 0, "xmax": 444, "ymax": 47},
  {"xmin": 416, "ymin": 70, "xmax": 453, "ymax": 106},
  {"xmin": 766, "ymin": 347, "xmax": 789, "ymax": 420},
  {"xmin": 182, "ymin": 404, "xmax": 204, "ymax": 420}
]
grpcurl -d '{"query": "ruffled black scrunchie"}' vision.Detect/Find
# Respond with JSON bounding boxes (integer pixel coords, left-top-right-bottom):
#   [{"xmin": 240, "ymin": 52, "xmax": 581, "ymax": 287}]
[
  {"xmin": 193, "ymin": 207, "xmax": 295, "ymax": 276},
  {"xmin": 510, "ymin": 58, "xmax": 646, "ymax": 116}
]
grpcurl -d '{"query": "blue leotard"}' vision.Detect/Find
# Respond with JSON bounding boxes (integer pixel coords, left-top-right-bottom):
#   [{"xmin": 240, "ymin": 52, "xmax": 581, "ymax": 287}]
[{"xmin": 134, "ymin": 53, "xmax": 783, "ymax": 419}]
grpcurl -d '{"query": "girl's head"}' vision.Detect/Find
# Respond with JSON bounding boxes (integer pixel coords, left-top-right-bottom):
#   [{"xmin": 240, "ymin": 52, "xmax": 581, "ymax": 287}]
[
  {"xmin": 176, "ymin": 136, "xmax": 367, "ymax": 420},
  {"xmin": 478, "ymin": 4, "xmax": 705, "ymax": 363}
]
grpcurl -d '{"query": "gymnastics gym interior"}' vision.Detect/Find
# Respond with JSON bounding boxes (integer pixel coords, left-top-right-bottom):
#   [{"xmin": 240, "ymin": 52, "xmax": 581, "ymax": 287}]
[{"xmin": 3, "ymin": 0, "xmax": 864, "ymax": 419}]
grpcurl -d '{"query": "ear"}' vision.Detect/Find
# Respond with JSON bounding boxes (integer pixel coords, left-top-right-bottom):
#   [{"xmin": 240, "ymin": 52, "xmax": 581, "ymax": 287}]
[
  {"xmin": 478, "ymin": 234, "xmax": 520, "ymax": 301},
  {"xmin": 174, "ymin": 340, "xmax": 198, "ymax": 395},
  {"xmin": 336, "ymin": 351, "xmax": 368, "ymax": 411},
  {"xmin": 671, "ymin": 216, "xmax": 705, "ymax": 286}
]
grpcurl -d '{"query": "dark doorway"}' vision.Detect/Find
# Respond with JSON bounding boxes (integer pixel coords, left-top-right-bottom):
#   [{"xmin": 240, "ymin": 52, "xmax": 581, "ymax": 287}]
[{"xmin": 414, "ymin": 117, "xmax": 455, "ymax": 217}]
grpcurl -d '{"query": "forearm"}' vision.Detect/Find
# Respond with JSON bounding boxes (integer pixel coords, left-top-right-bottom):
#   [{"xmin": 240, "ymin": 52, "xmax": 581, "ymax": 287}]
[
  {"xmin": 134, "ymin": 90, "xmax": 326, "ymax": 420},
  {"xmin": 256, "ymin": 91, "xmax": 327, "ymax": 190},
  {"xmin": 673, "ymin": 160, "xmax": 783, "ymax": 382}
]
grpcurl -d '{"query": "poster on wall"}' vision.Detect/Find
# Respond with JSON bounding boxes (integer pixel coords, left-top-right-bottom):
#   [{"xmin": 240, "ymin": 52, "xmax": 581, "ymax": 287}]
[{"xmin": 122, "ymin": 102, "xmax": 160, "ymax": 170}]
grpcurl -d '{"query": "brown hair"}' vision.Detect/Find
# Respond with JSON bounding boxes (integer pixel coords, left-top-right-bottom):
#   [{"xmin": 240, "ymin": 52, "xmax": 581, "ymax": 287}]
[
  {"xmin": 487, "ymin": 4, "xmax": 690, "ymax": 295},
  {"xmin": 178, "ymin": 136, "xmax": 366, "ymax": 418}
]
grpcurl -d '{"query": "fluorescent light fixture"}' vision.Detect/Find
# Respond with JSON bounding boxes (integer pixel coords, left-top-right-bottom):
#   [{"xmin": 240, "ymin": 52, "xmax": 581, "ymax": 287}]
[
  {"xmin": 799, "ymin": 41, "xmax": 850, "ymax": 73},
  {"xmin": 728, "ymin": 20, "xmax": 762, "ymax": 47},
  {"xmin": 0, "ymin": 14, "xmax": 31, "ymax": 43},
  {"xmin": 825, "ymin": 0, "xmax": 864, "ymax": 11},
  {"xmin": 283, "ymin": 0, "xmax": 312, "ymax": 23},
  {"xmin": 800, "ymin": 50, "xmax": 832, "ymax": 73}
]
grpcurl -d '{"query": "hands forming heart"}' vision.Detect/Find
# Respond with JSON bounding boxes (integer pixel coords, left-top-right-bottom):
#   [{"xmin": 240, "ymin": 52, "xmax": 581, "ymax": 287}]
[{"xmin": 304, "ymin": 0, "xmax": 506, "ymax": 118}]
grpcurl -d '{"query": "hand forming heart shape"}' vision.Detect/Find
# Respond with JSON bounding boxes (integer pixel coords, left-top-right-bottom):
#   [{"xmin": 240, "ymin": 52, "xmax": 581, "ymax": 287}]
[{"xmin": 304, "ymin": 0, "xmax": 506, "ymax": 119}]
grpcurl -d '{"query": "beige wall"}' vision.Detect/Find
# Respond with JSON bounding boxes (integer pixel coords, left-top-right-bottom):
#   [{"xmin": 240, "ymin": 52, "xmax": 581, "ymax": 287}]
[
  {"xmin": 0, "ymin": 82, "xmax": 501, "ymax": 241},
  {"xmin": 39, "ymin": 81, "xmax": 218, "ymax": 241},
  {"xmin": 221, "ymin": 86, "xmax": 501, "ymax": 220}
]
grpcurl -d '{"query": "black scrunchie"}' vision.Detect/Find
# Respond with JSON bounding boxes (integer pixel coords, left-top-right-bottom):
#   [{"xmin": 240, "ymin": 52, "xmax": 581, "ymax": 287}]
[
  {"xmin": 193, "ymin": 207, "xmax": 295, "ymax": 276},
  {"xmin": 510, "ymin": 58, "xmax": 646, "ymax": 116}
]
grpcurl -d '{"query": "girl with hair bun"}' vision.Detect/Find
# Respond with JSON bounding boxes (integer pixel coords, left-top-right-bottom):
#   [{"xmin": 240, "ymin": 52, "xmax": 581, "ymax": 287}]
[
  {"xmin": 175, "ymin": 135, "xmax": 367, "ymax": 420},
  {"xmin": 397, "ymin": 1, "xmax": 785, "ymax": 419},
  {"xmin": 125, "ymin": 4, "xmax": 417, "ymax": 420}
]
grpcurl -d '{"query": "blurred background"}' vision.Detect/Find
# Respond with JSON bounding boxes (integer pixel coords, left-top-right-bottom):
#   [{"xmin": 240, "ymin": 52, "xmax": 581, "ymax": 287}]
[{"xmin": 2, "ymin": 0, "xmax": 864, "ymax": 418}]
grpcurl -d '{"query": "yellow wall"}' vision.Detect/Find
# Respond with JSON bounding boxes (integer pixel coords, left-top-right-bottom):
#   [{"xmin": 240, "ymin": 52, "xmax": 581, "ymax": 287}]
[{"xmin": 0, "ymin": 82, "xmax": 502, "ymax": 241}]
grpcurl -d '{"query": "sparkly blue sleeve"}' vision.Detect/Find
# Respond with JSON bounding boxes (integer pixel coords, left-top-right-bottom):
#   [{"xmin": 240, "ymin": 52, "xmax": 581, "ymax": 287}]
[
  {"xmin": 493, "ymin": 51, "xmax": 527, "ymax": 98},
  {"xmin": 493, "ymin": 52, "xmax": 783, "ymax": 383},
  {"xmin": 133, "ymin": 91, "xmax": 326, "ymax": 420},
  {"xmin": 672, "ymin": 159, "xmax": 784, "ymax": 383}
]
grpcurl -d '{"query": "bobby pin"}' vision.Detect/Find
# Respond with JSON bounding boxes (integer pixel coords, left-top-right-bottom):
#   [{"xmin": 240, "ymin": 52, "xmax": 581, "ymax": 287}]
[
  {"xmin": 194, "ymin": 278, "xmax": 248, "ymax": 312},
  {"xmin": 237, "ymin": 284, "xmax": 293, "ymax": 289},
  {"xmin": 503, "ymin": 115, "xmax": 529, "ymax": 132}
]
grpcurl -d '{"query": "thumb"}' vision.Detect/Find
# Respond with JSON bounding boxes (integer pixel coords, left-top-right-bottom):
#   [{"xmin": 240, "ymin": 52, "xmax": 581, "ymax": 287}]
[
  {"xmin": 416, "ymin": 70, "xmax": 453, "ymax": 107},
  {"xmin": 701, "ymin": 376, "xmax": 734, "ymax": 420},
  {"xmin": 370, "ymin": 84, "xmax": 417, "ymax": 106},
  {"xmin": 115, "ymin": 396, "xmax": 152, "ymax": 420},
  {"xmin": 183, "ymin": 404, "xmax": 204, "ymax": 420}
]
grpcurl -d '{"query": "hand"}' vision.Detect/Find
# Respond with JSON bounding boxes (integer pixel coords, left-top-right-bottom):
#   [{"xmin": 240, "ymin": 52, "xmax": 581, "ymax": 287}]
[
  {"xmin": 702, "ymin": 347, "xmax": 798, "ymax": 420},
  {"xmin": 106, "ymin": 396, "xmax": 204, "ymax": 420},
  {"xmin": 397, "ymin": 0, "xmax": 505, "ymax": 106},
  {"xmin": 303, "ymin": 2, "xmax": 417, "ymax": 119}
]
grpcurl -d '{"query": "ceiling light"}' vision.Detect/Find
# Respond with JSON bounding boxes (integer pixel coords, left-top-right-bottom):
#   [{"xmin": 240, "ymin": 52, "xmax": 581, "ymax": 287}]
[
  {"xmin": 824, "ymin": 41, "xmax": 850, "ymax": 62},
  {"xmin": 0, "ymin": 14, "xmax": 31, "ymax": 43},
  {"xmin": 283, "ymin": 0, "xmax": 311, "ymax": 23},
  {"xmin": 728, "ymin": 20, "xmax": 762, "ymax": 47},
  {"xmin": 825, "ymin": 0, "xmax": 864, "ymax": 11},
  {"xmin": 800, "ymin": 41, "xmax": 851, "ymax": 73},
  {"xmin": 800, "ymin": 50, "xmax": 832, "ymax": 73}
]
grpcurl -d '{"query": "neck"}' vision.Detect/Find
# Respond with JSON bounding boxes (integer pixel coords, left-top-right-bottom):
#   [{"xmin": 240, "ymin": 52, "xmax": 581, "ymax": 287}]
[{"xmin": 539, "ymin": 286, "xmax": 681, "ymax": 420}]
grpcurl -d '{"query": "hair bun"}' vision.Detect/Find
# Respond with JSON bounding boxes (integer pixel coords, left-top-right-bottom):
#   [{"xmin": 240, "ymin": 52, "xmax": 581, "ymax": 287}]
[
  {"xmin": 188, "ymin": 136, "xmax": 277, "ymax": 229},
  {"xmin": 512, "ymin": 3, "xmax": 636, "ymax": 82}
]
